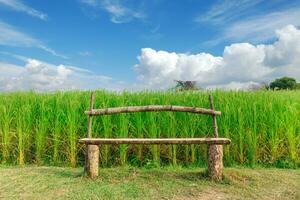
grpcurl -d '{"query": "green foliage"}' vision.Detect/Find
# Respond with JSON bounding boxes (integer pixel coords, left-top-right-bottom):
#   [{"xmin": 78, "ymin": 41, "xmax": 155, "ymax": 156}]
[
  {"xmin": 173, "ymin": 80, "xmax": 199, "ymax": 91},
  {"xmin": 269, "ymin": 76, "xmax": 298, "ymax": 90},
  {"xmin": 0, "ymin": 90, "xmax": 299, "ymax": 168}
]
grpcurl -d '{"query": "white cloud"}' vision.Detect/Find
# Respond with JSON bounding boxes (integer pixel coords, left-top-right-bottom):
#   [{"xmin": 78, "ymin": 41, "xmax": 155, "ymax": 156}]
[
  {"xmin": 223, "ymin": 7, "xmax": 300, "ymax": 43},
  {"xmin": 200, "ymin": 0, "xmax": 300, "ymax": 46},
  {"xmin": 0, "ymin": 21, "xmax": 67, "ymax": 59},
  {"xmin": 0, "ymin": 0, "xmax": 47, "ymax": 20},
  {"xmin": 134, "ymin": 48, "xmax": 223, "ymax": 89},
  {"xmin": 79, "ymin": 51, "xmax": 92, "ymax": 56},
  {"xmin": 38, "ymin": 45, "xmax": 68, "ymax": 59},
  {"xmin": 196, "ymin": 0, "xmax": 263, "ymax": 25},
  {"xmin": 264, "ymin": 25, "xmax": 300, "ymax": 67},
  {"xmin": 134, "ymin": 25, "xmax": 300, "ymax": 90},
  {"xmin": 80, "ymin": 0, "xmax": 145, "ymax": 23},
  {"xmin": 0, "ymin": 21, "xmax": 38, "ymax": 47},
  {"xmin": 207, "ymin": 81, "xmax": 262, "ymax": 91},
  {"xmin": 197, "ymin": 1, "xmax": 300, "ymax": 45},
  {"xmin": 0, "ymin": 57, "xmax": 121, "ymax": 92}
]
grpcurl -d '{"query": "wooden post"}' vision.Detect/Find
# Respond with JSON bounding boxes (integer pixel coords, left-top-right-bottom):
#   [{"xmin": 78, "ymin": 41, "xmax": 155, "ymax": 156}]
[
  {"xmin": 208, "ymin": 144, "xmax": 223, "ymax": 181},
  {"xmin": 208, "ymin": 95, "xmax": 223, "ymax": 180},
  {"xmin": 209, "ymin": 95, "xmax": 218, "ymax": 138},
  {"xmin": 87, "ymin": 92, "xmax": 95, "ymax": 138},
  {"xmin": 87, "ymin": 144, "xmax": 99, "ymax": 178},
  {"xmin": 85, "ymin": 92, "xmax": 98, "ymax": 177}
]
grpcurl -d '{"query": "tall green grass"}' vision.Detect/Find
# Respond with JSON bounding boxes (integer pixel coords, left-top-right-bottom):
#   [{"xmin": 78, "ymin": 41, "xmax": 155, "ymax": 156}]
[
  {"xmin": 0, "ymin": 90, "xmax": 299, "ymax": 168},
  {"xmin": 0, "ymin": 99, "xmax": 12, "ymax": 163}
]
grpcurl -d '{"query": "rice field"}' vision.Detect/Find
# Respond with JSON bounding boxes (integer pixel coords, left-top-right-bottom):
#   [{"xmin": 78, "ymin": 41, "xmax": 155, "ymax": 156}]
[{"xmin": 0, "ymin": 90, "xmax": 299, "ymax": 168}]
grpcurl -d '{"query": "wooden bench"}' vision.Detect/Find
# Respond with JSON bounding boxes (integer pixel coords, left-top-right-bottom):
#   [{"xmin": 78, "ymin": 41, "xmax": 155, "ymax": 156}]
[{"xmin": 79, "ymin": 93, "xmax": 231, "ymax": 181}]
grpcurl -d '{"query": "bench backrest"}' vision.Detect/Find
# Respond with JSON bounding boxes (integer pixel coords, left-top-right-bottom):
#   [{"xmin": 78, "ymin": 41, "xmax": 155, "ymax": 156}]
[{"xmin": 85, "ymin": 93, "xmax": 220, "ymax": 138}]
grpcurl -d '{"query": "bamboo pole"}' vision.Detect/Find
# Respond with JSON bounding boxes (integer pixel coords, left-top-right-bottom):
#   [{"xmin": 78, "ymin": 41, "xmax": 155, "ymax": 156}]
[
  {"xmin": 79, "ymin": 138, "xmax": 231, "ymax": 145},
  {"xmin": 85, "ymin": 92, "xmax": 95, "ymax": 176},
  {"xmin": 208, "ymin": 95, "xmax": 223, "ymax": 180},
  {"xmin": 209, "ymin": 95, "xmax": 219, "ymax": 138},
  {"xmin": 87, "ymin": 92, "xmax": 95, "ymax": 138},
  {"xmin": 85, "ymin": 105, "xmax": 221, "ymax": 116}
]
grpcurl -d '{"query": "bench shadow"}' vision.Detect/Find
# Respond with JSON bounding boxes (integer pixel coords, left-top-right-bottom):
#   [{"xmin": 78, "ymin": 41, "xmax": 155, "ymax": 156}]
[
  {"xmin": 55, "ymin": 170, "xmax": 83, "ymax": 178},
  {"xmin": 174, "ymin": 171, "xmax": 209, "ymax": 180},
  {"xmin": 49, "ymin": 167, "xmax": 211, "ymax": 181},
  {"xmin": 141, "ymin": 169, "xmax": 209, "ymax": 181},
  {"xmin": 39, "ymin": 167, "xmax": 84, "ymax": 178}
]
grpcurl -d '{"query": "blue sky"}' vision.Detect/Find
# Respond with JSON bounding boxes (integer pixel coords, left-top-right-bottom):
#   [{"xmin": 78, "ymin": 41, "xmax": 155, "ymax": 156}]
[{"xmin": 0, "ymin": 0, "xmax": 300, "ymax": 91}]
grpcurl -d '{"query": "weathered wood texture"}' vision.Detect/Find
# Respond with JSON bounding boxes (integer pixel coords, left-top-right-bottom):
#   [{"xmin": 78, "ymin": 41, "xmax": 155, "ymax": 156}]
[
  {"xmin": 85, "ymin": 105, "xmax": 221, "ymax": 116},
  {"xmin": 209, "ymin": 95, "xmax": 219, "ymax": 137},
  {"xmin": 85, "ymin": 92, "xmax": 95, "ymax": 175},
  {"xmin": 87, "ymin": 145, "xmax": 99, "ymax": 178},
  {"xmin": 79, "ymin": 138, "xmax": 231, "ymax": 145},
  {"xmin": 87, "ymin": 92, "xmax": 95, "ymax": 138},
  {"xmin": 208, "ymin": 144, "xmax": 223, "ymax": 181}
]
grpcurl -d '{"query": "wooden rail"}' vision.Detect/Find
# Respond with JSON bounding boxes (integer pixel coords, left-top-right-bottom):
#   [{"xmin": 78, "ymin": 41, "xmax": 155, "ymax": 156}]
[
  {"xmin": 79, "ymin": 138, "xmax": 231, "ymax": 145},
  {"xmin": 85, "ymin": 105, "xmax": 221, "ymax": 116}
]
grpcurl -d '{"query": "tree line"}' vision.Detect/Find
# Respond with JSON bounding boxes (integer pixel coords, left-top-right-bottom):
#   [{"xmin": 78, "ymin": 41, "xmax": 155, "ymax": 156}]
[{"xmin": 173, "ymin": 77, "xmax": 300, "ymax": 91}]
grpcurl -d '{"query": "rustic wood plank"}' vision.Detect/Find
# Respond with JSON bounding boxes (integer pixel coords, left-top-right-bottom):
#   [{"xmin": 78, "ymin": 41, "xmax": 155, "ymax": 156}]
[
  {"xmin": 79, "ymin": 138, "xmax": 231, "ymax": 145},
  {"xmin": 85, "ymin": 105, "xmax": 221, "ymax": 116}
]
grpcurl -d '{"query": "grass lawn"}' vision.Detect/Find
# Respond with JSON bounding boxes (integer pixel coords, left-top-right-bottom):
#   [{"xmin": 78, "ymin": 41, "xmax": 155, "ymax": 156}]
[{"xmin": 0, "ymin": 166, "xmax": 299, "ymax": 200}]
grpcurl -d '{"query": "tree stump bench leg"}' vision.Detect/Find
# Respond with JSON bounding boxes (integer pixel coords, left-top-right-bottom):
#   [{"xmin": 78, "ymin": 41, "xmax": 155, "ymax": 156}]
[
  {"xmin": 208, "ymin": 144, "xmax": 223, "ymax": 181},
  {"xmin": 86, "ymin": 145, "xmax": 99, "ymax": 178}
]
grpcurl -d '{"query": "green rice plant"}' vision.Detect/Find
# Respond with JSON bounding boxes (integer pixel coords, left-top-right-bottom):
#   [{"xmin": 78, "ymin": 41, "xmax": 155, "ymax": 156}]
[
  {"xmin": 118, "ymin": 113, "xmax": 129, "ymax": 166},
  {"xmin": 236, "ymin": 106, "xmax": 245, "ymax": 164},
  {"xmin": 268, "ymin": 102, "xmax": 280, "ymax": 164},
  {"xmin": 283, "ymin": 103, "xmax": 298, "ymax": 165},
  {"xmin": 50, "ymin": 92, "xmax": 64, "ymax": 164},
  {"xmin": 65, "ymin": 94, "xmax": 81, "ymax": 167},
  {"xmin": 16, "ymin": 112, "xmax": 24, "ymax": 165},
  {"xmin": 218, "ymin": 101, "xmax": 233, "ymax": 166},
  {"xmin": 0, "ymin": 103, "xmax": 13, "ymax": 163},
  {"xmin": 168, "ymin": 113, "xmax": 177, "ymax": 165},
  {"xmin": 247, "ymin": 102, "xmax": 258, "ymax": 167},
  {"xmin": 16, "ymin": 104, "xmax": 32, "ymax": 165},
  {"xmin": 145, "ymin": 112, "xmax": 159, "ymax": 163},
  {"xmin": 35, "ymin": 96, "xmax": 50, "ymax": 165},
  {"xmin": 0, "ymin": 90, "xmax": 299, "ymax": 168},
  {"xmin": 116, "ymin": 94, "xmax": 129, "ymax": 166},
  {"xmin": 132, "ymin": 111, "xmax": 144, "ymax": 162},
  {"xmin": 101, "ymin": 105, "xmax": 112, "ymax": 166},
  {"xmin": 162, "ymin": 92, "xmax": 175, "ymax": 161}
]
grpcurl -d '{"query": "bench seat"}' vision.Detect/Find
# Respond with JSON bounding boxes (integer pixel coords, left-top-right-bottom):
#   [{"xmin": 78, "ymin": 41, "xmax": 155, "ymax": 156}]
[{"xmin": 79, "ymin": 137, "xmax": 231, "ymax": 145}]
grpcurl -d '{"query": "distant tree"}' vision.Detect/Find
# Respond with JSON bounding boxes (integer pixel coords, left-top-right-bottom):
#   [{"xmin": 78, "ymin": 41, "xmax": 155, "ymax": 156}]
[
  {"xmin": 260, "ymin": 82, "xmax": 270, "ymax": 90},
  {"xmin": 248, "ymin": 82, "xmax": 269, "ymax": 91},
  {"xmin": 269, "ymin": 77, "xmax": 298, "ymax": 90},
  {"xmin": 174, "ymin": 80, "xmax": 199, "ymax": 91}
]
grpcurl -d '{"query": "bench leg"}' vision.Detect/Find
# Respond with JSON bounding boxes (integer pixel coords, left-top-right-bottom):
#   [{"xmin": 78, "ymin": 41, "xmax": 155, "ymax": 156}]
[
  {"xmin": 207, "ymin": 144, "xmax": 223, "ymax": 181},
  {"xmin": 86, "ymin": 145, "xmax": 99, "ymax": 178}
]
